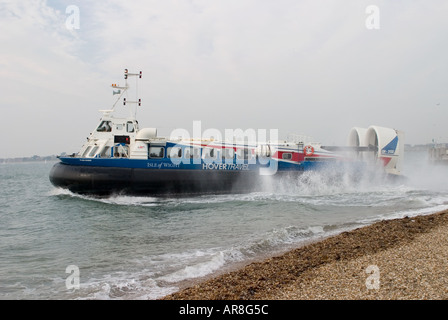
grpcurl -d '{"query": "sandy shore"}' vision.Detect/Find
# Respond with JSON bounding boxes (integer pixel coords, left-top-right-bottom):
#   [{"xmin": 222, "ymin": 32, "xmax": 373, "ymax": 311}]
[{"xmin": 162, "ymin": 210, "xmax": 448, "ymax": 300}]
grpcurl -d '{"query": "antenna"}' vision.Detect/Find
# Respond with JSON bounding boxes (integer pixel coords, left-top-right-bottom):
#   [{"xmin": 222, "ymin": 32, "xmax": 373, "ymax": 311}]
[{"xmin": 108, "ymin": 69, "xmax": 142, "ymax": 118}]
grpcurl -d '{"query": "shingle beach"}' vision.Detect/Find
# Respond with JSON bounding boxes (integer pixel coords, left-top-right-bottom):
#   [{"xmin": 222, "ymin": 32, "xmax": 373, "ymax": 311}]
[{"xmin": 162, "ymin": 210, "xmax": 448, "ymax": 300}]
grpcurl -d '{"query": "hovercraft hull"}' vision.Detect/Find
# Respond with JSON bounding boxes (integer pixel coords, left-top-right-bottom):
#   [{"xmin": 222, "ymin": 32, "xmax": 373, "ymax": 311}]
[{"xmin": 49, "ymin": 162, "xmax": 266, "ymax": 196}]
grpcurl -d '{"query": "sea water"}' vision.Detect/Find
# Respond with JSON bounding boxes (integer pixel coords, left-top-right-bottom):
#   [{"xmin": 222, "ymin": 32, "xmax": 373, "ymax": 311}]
[{"xmin": 1, "ymin": 151, "xmax": 448, "ymax": 300}]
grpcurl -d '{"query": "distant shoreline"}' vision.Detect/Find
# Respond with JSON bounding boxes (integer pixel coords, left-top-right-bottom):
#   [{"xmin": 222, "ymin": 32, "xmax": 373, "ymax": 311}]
[{"xmin": 0, "ymin": 155, "xmax": 59, "ymax": 164}]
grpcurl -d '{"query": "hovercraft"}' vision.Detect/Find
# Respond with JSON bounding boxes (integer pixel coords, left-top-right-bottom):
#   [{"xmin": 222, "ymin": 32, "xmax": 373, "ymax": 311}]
[{"xmin": 49, "ymin": 69, "xmax": 404, "ymax": 196}]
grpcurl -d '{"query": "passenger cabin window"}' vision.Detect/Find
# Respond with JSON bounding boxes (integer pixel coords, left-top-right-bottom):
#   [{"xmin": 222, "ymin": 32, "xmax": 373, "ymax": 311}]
[
  {"xmin": 97, "ymin": 121, "xmax": 112, "ymax": 132},
  {"xmin": 222, "ymin": 148, "xmax": 235, "ymax": 160},
  {"xmin": 82, "ymin": 146, "xmax": 92, "ymax": 157},
  {"xmin": 167, "ymin": 147, "xmax": 182, "ymax": 158},
  {"xmin": 236, "ymin": 148, "xmax": 251, "ymax": 160},
  {"xmin": 149, "ymin": 146, "xmax": 164, "ymax": 159},
  {"xmin": 89, "ymin": 146, "xmax": 99, "ymax": 157},
  {"xmin": 204, "ymin": 148, "xmax": 218, "ymax": 160},
  {"xmin": 282, "ymin": 153, "xmax": 292, "ymax": 160},
  {"xmin": 113, "ymin": 144, "xmax": 128, "ymax": 158},
  {"xmin": 126, "ymin": 121, "xmax": 135, "ymax": 133},
  {"xmin": 184, "ymin": 147, "xmax": 201, "ymax": 159},
  {"xmin": 100, "ymin": 147, "xmax": 111, "ymax": 158}
]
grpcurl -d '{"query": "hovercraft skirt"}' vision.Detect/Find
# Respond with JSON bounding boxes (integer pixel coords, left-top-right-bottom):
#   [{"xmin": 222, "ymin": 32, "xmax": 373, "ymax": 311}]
[{"xmin": 49, "ymin": 162, "xmax": 264, "ymax": 196}]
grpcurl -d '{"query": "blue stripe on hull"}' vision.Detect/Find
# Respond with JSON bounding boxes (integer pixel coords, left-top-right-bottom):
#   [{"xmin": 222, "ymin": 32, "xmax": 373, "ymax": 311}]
[{"xmin": 58, "ymin": 157, "xmax": 326, "ymax": 171}]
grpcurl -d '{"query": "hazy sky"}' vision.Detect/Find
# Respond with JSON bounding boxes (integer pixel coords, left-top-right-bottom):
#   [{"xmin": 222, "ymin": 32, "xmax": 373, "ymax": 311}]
[{"xmin": 1, "ymin": 0, "xmax": 447, "ymax": 157}]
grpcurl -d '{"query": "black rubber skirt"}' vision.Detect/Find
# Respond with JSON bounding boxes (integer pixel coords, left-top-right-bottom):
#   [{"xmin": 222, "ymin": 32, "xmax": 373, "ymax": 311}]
[{"xmin": 49, "ymin": 162, "xmax": 265, "ymax": 196}]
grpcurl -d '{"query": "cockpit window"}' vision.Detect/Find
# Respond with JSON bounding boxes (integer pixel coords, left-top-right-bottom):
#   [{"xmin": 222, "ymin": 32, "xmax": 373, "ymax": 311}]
[
  {"xmin": 97, "ymin": 121, "xmax": 112, "ymax": 132},
  {"xmin": 88, "ymin": 146, "xmax": 99, "ymax": 157}
]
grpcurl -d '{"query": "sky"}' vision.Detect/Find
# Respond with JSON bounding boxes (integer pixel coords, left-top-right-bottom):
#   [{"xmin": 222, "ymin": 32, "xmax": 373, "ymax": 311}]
[{"xmin": 0, "ymin": 0, "xmax": 447, "ymax": 158}]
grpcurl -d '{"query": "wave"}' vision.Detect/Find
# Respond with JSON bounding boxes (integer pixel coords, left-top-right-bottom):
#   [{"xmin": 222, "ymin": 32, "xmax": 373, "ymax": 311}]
[
  {"xmin": 144, "ymin": 223, "xmax": 353, "ymax": 296},
  {"xmin": 63, "ymin": 222, "xmax": 350, "ymax": 300},
  {"xmin": 357, "ymin": 203, "xmax": 448, "ymax": 225},
  {"xmin": 48, "ymin": 187, "xmax": 161, "ymax": 206}
]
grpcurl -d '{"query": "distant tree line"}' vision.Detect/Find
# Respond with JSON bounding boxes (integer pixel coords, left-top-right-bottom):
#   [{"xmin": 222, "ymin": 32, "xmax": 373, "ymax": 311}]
[{"xmin": 0, "ymin": 154, "xmax": 60, "ymax": 163}]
